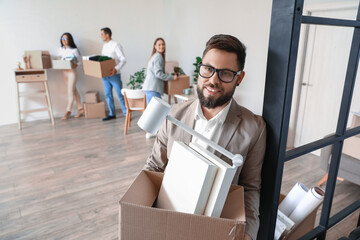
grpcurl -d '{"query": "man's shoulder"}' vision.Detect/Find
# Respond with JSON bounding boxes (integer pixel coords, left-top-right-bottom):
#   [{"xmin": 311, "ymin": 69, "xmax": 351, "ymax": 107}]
[
  {"xmin": 107, "ymin": 40, "xmax": 121, "ymax": 47},
  {"xmin": 231, "ymin": 101, "xmax": 266, "ymax": 130}
]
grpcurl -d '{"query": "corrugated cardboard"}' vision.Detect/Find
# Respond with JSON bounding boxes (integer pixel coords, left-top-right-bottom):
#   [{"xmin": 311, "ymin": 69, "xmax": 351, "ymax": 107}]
[
  {"xmin": 51, "ymin": 59, "xmax": 74, "ymax": 69},
  {"xmin": 25, "ymin": 50, "xmax": 52, "ymax": 69},
  {"xmin": 85, "ymin": 91, "xmax": 100, "ymax": 104},
  {"xmin": 164, "ymin": 75, "xmax": 190, "ymax": 95},
  {"xmin": 351, "ymin": 114, "xmax": 360, "ymax": 128},
  {"xmin": 343, "ymin": 115, "xmax": 360, "ymax": 159},
  {"xmin": 279, "ymin": 194, "xmax": 322, "ymax": 240},
  {"xmin": 343, "ymin": 136, "xmax": 360, "ymax": 160},
  {"xmin": 82, "ymin": 59, "xmax": 115, "ymax": 78},
  {"xmin": 84, "ymin": 102, "xmax": 105, "ymax": 119},
  {"xmin": 119, "ymin": 170, "xmax": 246, "ymax": 240}
]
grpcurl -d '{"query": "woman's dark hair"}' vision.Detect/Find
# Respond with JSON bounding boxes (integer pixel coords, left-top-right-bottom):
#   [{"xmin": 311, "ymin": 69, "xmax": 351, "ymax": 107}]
[
  {"xmin": 202, "ymin": 34, "xmax": 246, "ymax": 71},
  {"xmin": 101, "ymin": 27, "xmax": 112, "ymax": 38},
  {"xmin": 151, "ymin": 37, "xmax": 166, "ymax": 60},
  {"xmin": 60, "ymin": 32, "xmax": 77, "ymax": 49}
]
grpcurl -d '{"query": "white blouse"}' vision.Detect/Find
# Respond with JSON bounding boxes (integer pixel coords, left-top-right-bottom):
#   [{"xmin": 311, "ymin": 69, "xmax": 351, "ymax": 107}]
[{"xmin": 58, "ymin": 47, "xmax": 81, "ymax": 65}]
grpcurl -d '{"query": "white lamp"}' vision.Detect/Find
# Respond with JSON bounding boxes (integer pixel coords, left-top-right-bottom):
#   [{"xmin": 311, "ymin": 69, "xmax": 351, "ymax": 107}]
[{"xmin": 137, "ymin": 97, "xmax": 243, "ymax": 167}]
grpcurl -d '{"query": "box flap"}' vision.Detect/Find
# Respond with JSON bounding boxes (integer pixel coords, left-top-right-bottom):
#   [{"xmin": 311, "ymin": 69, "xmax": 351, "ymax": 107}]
[
  {"xmin": 220, "ymin": 185, "xmax": 246, "ymax": 222},
  {"xmin": 120, "ymin": 170, "xmax": 163, "ymax": 207}
]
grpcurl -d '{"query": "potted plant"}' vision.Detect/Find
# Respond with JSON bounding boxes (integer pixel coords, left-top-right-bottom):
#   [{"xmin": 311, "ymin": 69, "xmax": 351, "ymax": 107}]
[
  {"xmin": 192, "ymin": 56, "xmax": 202, "ymax": 85},
  {"xmin": 127, "ymin": 68, "xmax": 146, "ymax": 90},
  {"xmin": 192, "ymin": 56, "xmax": 202, "ymax": 96}
]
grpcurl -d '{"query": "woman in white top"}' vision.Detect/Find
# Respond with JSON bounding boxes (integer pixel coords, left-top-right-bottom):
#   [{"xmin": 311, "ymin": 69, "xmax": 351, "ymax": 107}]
[
  {"xmin": 142, "ymin": 37, "xmax": 176, "ymax": 105},
  {"xmin": 58, "ymin": 32, "xmax": 83, "ymax": 120}
]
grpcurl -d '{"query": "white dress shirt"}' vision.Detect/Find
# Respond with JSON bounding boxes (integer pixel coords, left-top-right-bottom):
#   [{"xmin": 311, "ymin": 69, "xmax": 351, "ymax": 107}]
[
  {"xmin": 101, "ymin": 39, "xmax": 127, "ymax": 73},
  {"xmin": 58, "ymin": 47, "xmax": 81, "ymax": 65},
  {"xmin": 191, "ymin": 99, "xmax": 232, "ymax": 151}
]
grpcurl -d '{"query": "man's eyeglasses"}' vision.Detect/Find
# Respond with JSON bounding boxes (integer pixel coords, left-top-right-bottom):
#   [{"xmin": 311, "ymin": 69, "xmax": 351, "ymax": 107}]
[{"xmin": 198, "ymin": 63, "xmax": 242, "ymax": 83}]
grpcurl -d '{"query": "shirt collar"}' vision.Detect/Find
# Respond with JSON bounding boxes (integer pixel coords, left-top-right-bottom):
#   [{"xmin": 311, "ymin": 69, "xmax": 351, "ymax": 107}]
[{"xmin": 194, "ymin": 99, "xmax": 232, "ymax": 125}]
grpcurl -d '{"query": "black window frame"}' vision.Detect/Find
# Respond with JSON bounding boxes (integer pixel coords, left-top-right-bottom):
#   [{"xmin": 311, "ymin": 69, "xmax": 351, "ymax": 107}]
[{"xmin": 258, "ymin": 0, "xmax": 360, "ymax": 239}]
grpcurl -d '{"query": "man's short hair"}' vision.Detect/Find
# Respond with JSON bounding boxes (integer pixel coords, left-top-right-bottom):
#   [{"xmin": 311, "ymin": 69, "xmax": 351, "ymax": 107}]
[
  {"xmin": 101, "ymin": 27, "xmax": 112, "ymax": 38},
  {"xmin": 202, "ymin": 34, "xmax": 246, "ymax": 71}
]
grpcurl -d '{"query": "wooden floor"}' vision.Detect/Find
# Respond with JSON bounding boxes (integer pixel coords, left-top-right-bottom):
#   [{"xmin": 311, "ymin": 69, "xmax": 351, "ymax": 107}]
[{"xmin": 0, "ymin": 113, "xmax": 359, "ymax": 239}]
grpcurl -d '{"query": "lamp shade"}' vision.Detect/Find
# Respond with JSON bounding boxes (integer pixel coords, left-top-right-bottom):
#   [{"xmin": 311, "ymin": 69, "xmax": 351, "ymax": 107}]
[{"xmin": 137, "ymin": 97, "xmax": 171, "ymax": 134}]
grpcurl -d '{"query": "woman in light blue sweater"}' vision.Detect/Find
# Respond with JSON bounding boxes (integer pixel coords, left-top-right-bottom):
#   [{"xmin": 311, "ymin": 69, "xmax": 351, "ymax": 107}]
[{"xmin": 142, "ymin": 37, "xmax": 176, "ymax": 105}]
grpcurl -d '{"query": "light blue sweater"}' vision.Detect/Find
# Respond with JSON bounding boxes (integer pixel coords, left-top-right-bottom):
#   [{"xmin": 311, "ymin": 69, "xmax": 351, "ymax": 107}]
[{"xmin": 142, "ymin": 52, "xmax": 174, "ymax": 94}]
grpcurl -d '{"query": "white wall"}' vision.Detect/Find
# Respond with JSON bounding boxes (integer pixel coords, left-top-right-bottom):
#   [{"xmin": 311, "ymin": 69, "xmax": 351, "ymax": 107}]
[
  {"xmin": 0, "ymin": 0, "xmax": 272, "ymax": 126},
  {"xmin": 163, "ymin": 0, "xmax": 272, "ymax": 115}
]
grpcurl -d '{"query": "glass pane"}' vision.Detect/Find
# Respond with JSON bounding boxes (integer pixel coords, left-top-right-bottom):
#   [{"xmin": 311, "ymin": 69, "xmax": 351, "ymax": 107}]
[
  {"xmin": 326, "ymin": 139, "xmax": 360, "ymax": 237},
  {"xmin": 347, "ymin": 62, "xmax": 360, "ymax": 130},
  {"xmin": 287, "ymin": 24, "xmax": 353, "ymax": 150},
  {"xmin": 280, "ymin": 146, "xmax": 333, "ymax": 238},
  {"xmin": 303, "ymin": 0, "xmax": 359, "ymax": 21}
]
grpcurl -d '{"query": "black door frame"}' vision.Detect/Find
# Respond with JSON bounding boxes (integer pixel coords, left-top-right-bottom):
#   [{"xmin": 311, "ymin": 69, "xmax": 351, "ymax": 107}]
[{"xmin": 258, "ymin": 0, "xmax": 360, "ymax": 239}]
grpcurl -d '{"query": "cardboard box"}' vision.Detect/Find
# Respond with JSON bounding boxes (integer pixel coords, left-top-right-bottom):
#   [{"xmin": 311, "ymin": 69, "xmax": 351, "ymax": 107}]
[
  {"xmin": 343, "ymin": 114, "xmax": 360, "ymax": 159},
  {"xmin": 164, "ymin": 75, "xmax": 190, "ymax": 95},
  {"xmin": 84, "ymin": 102, "xmax": 106, "ymax": 119},
  {"xmin": 82, "ymin": 59, "xmax": 116, "ymax": 78},
  {"xmin": 25, "ymin": 50, "xmax": 52, "ymax": 69},
  {"xmin": 85, "ymin": 91, "xmax": 100, "ymax": 104},
  {"xmin": 165, "ymin": 61, "xmax": 179, "ymax": 74},
  {"xmin": 343, "ymin": 136, "xmax": 360, "ymax": 160},
  {"xmin": 119, "ymin": 170, "xmax": 246, "ymax": 240},
  {"xmin": 279, "ymin": 194, "xmax": 322, "ymax": 240},
  {"xmin": 351, "ymin": 114, "xmax": 360, "ymax": 128},
  {"xmin": 51, "ymin": 59, "xmax": 74, "ymax": 69}
]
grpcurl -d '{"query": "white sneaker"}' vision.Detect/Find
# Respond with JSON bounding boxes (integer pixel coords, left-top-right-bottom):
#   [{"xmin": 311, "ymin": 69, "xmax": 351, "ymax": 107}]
[{"xmin": 145, "ymin": 133, "xmax": 156, "ymax": 139}]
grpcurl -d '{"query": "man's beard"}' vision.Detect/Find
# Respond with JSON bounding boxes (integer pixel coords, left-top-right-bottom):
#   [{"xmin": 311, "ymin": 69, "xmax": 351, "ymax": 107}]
[{"xmin": 197, "ymin": 83, "xmax": 235, "ymax": 109}]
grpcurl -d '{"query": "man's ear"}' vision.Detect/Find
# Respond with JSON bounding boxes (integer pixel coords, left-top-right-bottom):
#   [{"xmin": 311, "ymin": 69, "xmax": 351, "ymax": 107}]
[{"xmin": 236, "ymin": 71, "xmax": 245, "ymax": 86}]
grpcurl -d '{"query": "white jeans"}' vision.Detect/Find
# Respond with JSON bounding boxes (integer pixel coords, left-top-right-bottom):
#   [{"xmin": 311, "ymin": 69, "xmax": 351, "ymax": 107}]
[{"xmin": 63, "ymin": 69, "xmax": 81, "ymax": 112}]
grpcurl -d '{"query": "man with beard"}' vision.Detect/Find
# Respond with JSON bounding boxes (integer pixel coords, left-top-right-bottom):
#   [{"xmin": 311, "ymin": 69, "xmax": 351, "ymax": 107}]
[{"xmin": 144, "ymin": 34, "xmax": 266, "ymax": 240}]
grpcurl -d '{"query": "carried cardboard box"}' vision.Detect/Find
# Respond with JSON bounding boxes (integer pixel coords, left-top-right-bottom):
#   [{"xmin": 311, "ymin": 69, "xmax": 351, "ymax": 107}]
[
  {"xmin": 24, "ymin": 50, "xmax": 52, "ymax": 69},
  {"xmin": 343, "ymin": 114, "xmax": 360, "ymax": 159},
  {"xmin": 164, "ymin": 75, "xmax": 190, "ymax": 95},
  {"xmin": 51, "ymin": 59, "xmax": 74, "ymax": 69},
  {"xmin": 119, "ymin": 170, "xmax": 246, "ymax": 240},
  {"xmin": 84, "ymin": 102, "xmax": 105, "ymax": 119},
  {"xmin": 85, "ymin": 91, "xmax": 100, "ymax": 104},
  {"xmin": 82, "ymin": 58, "xmax": 115, "ymax": 78}
]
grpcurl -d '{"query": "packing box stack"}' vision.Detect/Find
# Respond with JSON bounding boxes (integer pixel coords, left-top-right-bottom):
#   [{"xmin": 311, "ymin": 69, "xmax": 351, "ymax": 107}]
[
  {"xmin": 82, "ymin": 55, "xmax": 115, "ymax": 78},
  {"xmin": 84, "ymin": 91, "xmax": 105, "ymax": 119}
]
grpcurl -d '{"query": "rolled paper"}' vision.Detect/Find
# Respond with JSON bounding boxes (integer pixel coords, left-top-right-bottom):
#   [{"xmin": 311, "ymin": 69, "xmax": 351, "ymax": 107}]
[
  {"xmin": 289, "ymin": 186, "xmax": 325, "ymax": 224},
  {"xmin": 137, "ymin": 97, "xmax": 171, "ymax": 134},
  {"xmin": 279, "ymin": 182, "xmax": 309, "ymax": 216}
]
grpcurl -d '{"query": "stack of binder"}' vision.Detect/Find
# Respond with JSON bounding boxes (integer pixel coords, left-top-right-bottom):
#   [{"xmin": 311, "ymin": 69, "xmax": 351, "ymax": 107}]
[{"xmin": 156, "ymin": 141, "xmax": 239, "ymax": 217}]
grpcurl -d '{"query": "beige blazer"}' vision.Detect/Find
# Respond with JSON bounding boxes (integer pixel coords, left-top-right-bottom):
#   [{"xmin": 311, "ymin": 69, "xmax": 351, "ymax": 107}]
[{"xmin": 144, "ymin": 99, "xmax": 266, "ymax": 239}]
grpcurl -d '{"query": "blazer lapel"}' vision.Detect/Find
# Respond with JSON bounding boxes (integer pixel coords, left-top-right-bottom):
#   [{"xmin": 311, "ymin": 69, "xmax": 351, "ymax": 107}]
[
  {"xmin": 181, "ymin": 100, "xmax": 198, "ymax": 145},
  {"xmin": 216, "ymin": 100, "xmax": 242, "ymax": 156}
]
